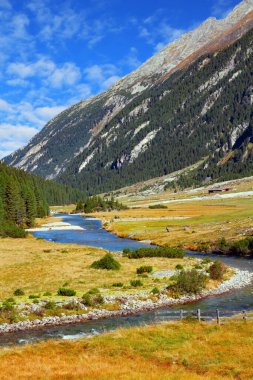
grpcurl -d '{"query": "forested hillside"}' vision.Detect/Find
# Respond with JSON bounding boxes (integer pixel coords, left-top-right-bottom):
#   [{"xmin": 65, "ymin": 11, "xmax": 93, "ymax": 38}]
[
  {"xmin": 0, "ymin": 162, "xmax": 85, "ymax": 236},
  {"xmin": 57, "ymin": 25, "xmax": 253, "ymax": 194},
  {"xmin": 4, "ymin": 2, "xmax": 253, "ymax": 195}
]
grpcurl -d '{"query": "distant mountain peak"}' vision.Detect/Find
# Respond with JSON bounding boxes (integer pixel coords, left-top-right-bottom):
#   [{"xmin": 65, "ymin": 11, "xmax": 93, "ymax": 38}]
[{"xmin": 4, "ymin": 0, "xmax": 253, "ymax": 191}]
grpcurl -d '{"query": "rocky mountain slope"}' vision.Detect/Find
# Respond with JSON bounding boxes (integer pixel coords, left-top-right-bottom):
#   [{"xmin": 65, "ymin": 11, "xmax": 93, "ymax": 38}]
[{"xmin": 4, "ymin": 0, "xmax": 253, "ymax": 194}]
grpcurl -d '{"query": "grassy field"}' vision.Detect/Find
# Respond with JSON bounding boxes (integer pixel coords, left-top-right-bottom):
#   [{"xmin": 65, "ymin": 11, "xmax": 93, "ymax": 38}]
[
  {"xmin": 0, "ymin": 320, "xmax": 252, "ymax": 379},
  {"xmin": 94, "ymin": 197, "xmax": 253, "ymax": 250},
  {"xmin": 0, "ymin": 236, "xmax": 199, "ymax": 301}
]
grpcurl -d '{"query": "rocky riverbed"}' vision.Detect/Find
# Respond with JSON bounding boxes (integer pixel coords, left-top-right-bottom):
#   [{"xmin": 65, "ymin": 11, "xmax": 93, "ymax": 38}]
[{"xmin": 0, "ymin": 268, "xmax": 252, "ymax": 335}]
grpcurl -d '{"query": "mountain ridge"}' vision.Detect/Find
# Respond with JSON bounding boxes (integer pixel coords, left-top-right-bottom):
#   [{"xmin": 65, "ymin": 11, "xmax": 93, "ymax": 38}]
[{"xmin": 4, "ymin": 0, "xmax": 253, "ymax": 194}]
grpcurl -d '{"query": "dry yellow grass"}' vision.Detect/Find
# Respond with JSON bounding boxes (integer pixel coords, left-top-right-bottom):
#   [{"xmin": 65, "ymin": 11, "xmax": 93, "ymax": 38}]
[
  {"xmin": 94, "ymin": 198, "xmax": 253, "ymax": 249},
  {"xmin": 0, "ymin": 321, "xmax": 252, "ymax": 379},
  {"xmin": 0, "ymin": 237, "xmax": 197, "ymax": 300}
]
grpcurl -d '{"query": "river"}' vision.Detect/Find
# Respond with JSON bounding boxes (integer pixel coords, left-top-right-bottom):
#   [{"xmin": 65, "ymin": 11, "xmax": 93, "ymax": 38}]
[{"xmin": 0, "ymin": 213, "xmax": 252, "ymax": 347}]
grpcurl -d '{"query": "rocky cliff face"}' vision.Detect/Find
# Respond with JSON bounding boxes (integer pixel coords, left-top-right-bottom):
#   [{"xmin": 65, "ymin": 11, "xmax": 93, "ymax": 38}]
[{"xmin": 4, "ymin": 0, "xmax": 253, "ymax": 192}]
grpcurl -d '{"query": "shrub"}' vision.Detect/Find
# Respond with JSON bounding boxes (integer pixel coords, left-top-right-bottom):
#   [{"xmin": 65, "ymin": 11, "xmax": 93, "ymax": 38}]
[
  {"xmin": 136, "ymin": 266, "xmax": 153, "ymax": 274},
  {"xmin": 82, "ymin": 293, "xmax": 93, "ymax": 307},
  {"xmin": 194, "ymin": 264, "xmax": 202, "ymax": 270},
  {"xmin": 91, "ymin": 253, "xmax": 121, "ymax": 270},
  {"xmin": 6, "ymin": 298, "xmax": 15, "ymax": 303},
  {"xmin": 82, "ymin": 290, "xmax": 104, "ymax": 307},
  {"xmin": 112, "ymin": 282, "xmax": 124, "ymax": 287},
  {"xmin": 122, "ymin": 248, "xmax": 131, "ymax": 256},
  {"xmin": 57, "ymin": 288, "xmax": 76, "ymax": 297},
  {"xmin": 169, "ymin": 269, "xmax": 207, "ymax": 295},
  {"xmin": 87, "ymin": 288, "xmax": 100, "ymax": 295},
  {"xmin": 127, "ymin": 247, "xmax": 184, "ymax": 259},
  {"xmin": 0, "ymin": 221, "xmax": 27, "ymax": 238},
  {"xmin": 149, "ymin": 204, "xmax": 167, "ymax": 209},
  {"xmin": 44, "ymin": 301, "xmax": 56, "ymax": 310},
  {"xmin": 1, "ymin": 301, "xmax": 15, "ymax": 312},
  {"xmin": 209, "ymin": 260, "xmax": 225, "ymax": 280},
  {"xmin": 217, "ymin": 237, "xmax": 229, "ymax": 252},
  {"xmin": 43, "ymin": 292, "xmax": 52, "ymax": 296},
  {"xmin": 230, "ymin": 237, "xmax": 253, "ymax": 256},
  {"xmin": 94, "ymin": 294, "xmax": 104, "ymax": 305},
  {"xmin": 64, "ymin": 301, "xmax": 79, "ymax": 310},
  {"xmin": 29, "ymin": 295, "xmax": 40, "ymax": 299},
  {"xmin": 151, "ymin": 287, "xmax": 160, "ymax": 295},
  {"xmin": 201, "ymin": 258, "xmax": 212, "ymax": 264},
  {"xmin": 130, "ymin": 280, "xmax": 143, "ymax": 287},
  {"xmin": 13, "ymin": 288, "xmax": 25, "ymax": 296},
  {"xmin": 175, "ymin": 264, "xmax": 183, "ymax": 270}
]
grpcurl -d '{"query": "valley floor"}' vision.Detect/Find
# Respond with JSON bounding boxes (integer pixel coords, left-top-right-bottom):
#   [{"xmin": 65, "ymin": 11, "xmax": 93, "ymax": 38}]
[
  {"xmin": 93, "ymin": 190, "xmax": 253, "ymax": 251},
  {"xmin": 0, "ymin": 320, "xmax": 252, "ymax": 379}
]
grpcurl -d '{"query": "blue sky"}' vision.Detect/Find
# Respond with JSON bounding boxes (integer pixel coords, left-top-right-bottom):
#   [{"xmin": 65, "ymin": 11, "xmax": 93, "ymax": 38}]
[{"xmin": 0, "ymin": 0, "xmax": 241, "ymax": 158}]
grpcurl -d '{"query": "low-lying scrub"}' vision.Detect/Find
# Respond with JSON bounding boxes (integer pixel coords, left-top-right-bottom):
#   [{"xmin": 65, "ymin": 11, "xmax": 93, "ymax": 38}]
[
  {"xmin": 91, "ymin": 253, "xmax": 121, "ymax": 270},
  {"xmin": 123, "ymin": 247, "xmax": 184, "ymax": 259},
  {"xmin": 209, "ymin": 260, "xmax": 225, "ymax": 280},
  {"xmin": 168, "ymin": 269, "xmax": 207, "ymax": 295},
  {"xmin": 130, "ymin": 280, "xmax": 143, "ymax": 287},
  {"xmin": 136, "ymin": 266, "xmax": 153, "ymax": 274},
  {"xmin": 217, "ymin": 236, "xmax": 253, "ymax": 257},
  {"xmin": 0, "ymin": 221, "xmax": 27, "ymax": 238},
  {"xmin": 82, "ymin": 289, "xmax": 104, "ymax": 307},
  {"xmin": 148, "ymin": 204, "xmax": 167, "ymax": 209},
  {"xmin": 57, "ymin": 288, "xmax": 76, "ymax": 297}
]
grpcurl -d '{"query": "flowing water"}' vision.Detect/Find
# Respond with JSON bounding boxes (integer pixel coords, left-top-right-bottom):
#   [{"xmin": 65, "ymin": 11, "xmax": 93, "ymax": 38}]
[{"xmin": 1, "ymin": 214, "xmax": 252, "ymax": 346}]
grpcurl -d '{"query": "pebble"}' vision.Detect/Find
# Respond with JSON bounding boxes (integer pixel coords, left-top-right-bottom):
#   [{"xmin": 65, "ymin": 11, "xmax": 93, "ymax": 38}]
[{"xmin": 0, "ymin": 268, "xmax": 252, "ymax": 334}]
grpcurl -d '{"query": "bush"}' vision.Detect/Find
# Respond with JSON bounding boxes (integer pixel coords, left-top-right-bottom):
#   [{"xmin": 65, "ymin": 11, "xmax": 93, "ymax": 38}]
[
  {"xmin": 0, "ymin": 221, "xmax": 27, "ymax": 238},
  {"xmin": 122, "ymin": 248, "xmax": 131, "ymax": 256},
  {"xmin": 175, "ymin": 264, "xmax": 183, "ymax": 270},
  {"xmin": 149, "ymin": 204, "xmax": 167, "ymax": 209},
  {"xmin": 13, "ymin": 288, "xmax": 25, "ymax": 296},
  {"xmin": 112, "ymin": 282, "xmax": 124, "ymax": 287},
  {"xmin": 229, "ymin": 237, "xmax": 253, "ymax": 256},
  {"xmin": 57, "ymin": 288, "xmax": 76, "ymax": 297},
  {"xmin": 130, "ymin": 280, "xmax": 143, "ymax": 287},
  {"xmin": 64, "ymin": 301, "xmax": 79, "ymax": 310},
  {"xmin": 151, "ymin": 287, "xmax": 160, "ymax": 295},
  {"xmin": 44, "ymin": 301, "xmax": 56, "ymax": 310},
  {"xmin": 217, "ymin": 237, "xmax": 229, "ymax": 252},
  {"xmin": 201, "ymin": 258, "xmax": 212, "ymax": 264},
  {"xmin": 82, "ymin": 289, "xmax": 104, "ymax": 307},
  {"xmin": 136, "ymin": 266, "xmax": 153, "ymax": 274},
  {"xmin": 29, "ymin": 295, "xmax": 40, "ymax": 299},
  {"xmin": 169, "ymin": 269, "xmax": 207, "ymax": 295},
  {"xmin": 82, "ymin": 293, "xmax": 93, "ymax": 307},
  {"xmin": 209, "ymin": 260, "xmax": 225, "ymax": 280},
  {"xmin": 91, "ymin": 253, "xmax": 121, "ymax": 270},
  {"xmin": 127, "ymin": 247, "xmax": 185, "ymax": 259}
]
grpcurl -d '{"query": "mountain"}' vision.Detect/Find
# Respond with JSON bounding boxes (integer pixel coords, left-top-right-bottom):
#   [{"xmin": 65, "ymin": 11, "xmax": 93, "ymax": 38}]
[{"xmin": 4, "ymin": 0, "xmax": 253, "ymax": 194}]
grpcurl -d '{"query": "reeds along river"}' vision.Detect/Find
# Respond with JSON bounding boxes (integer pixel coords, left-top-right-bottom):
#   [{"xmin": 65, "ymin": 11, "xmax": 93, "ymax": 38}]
[{"xmin": 1, "ymin": 213, "xmax": 253, "ymax": 347}]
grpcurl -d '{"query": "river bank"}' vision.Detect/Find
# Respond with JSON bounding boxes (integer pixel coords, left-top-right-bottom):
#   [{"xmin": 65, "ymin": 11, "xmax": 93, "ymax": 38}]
[{"xmin": 0, "ymin": 267, "xmax": 252, "ymax": 335}]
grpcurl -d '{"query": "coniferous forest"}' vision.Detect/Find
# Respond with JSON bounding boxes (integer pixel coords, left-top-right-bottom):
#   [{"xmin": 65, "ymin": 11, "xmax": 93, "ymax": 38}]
[{"xmin": 0, "ymin": 162, "xmax": 85, "ymax": 237}]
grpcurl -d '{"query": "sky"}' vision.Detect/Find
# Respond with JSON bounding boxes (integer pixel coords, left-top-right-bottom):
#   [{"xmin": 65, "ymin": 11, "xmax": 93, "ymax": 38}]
[{"xmin": 0, "ymin": 0, "xmax": 242, "ymax": 158}]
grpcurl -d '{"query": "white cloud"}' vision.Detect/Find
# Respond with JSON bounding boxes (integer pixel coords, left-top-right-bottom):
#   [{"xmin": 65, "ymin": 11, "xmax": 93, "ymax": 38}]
[
  {"xmin": 34, "ymin": 106, "xmax": 66, "ymax": 120},
  {"xmin": 84, "ymin": 63, "xmax": 120, "ymax": 90},
  {"xmin": 48, "ymin": 63, "xmax": 81, "ymax": 88},
  {"xmin": 0, "ymin": 0, "xmax": 11, "ymax": 9},
  {"xmin": 7, "ymin": 58, "xmax": 81, "ymax": 88},
  {"xmin": 124, "ymin": 47, "xmax": 142, "ymax": 69},
  {"xmin": 0, "ymin": 123, "xmax": 38, "ymax": 158},
  {"xmin": 211, "ymin": 0, "xmax": 234, "ymax": 18},
  {"xmin": 138, "ymin": 12, "xmax": 185, "ymax": 52},
  {"xmin": 0, "ymin": 98, "xmax": 12, "ymax": 112}
]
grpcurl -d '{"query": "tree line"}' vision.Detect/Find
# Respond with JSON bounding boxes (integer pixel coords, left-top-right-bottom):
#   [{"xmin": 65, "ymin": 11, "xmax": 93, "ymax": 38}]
[{"xmin": 0, "ymin": 162, "xmax": 86, "ymax": 237}]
